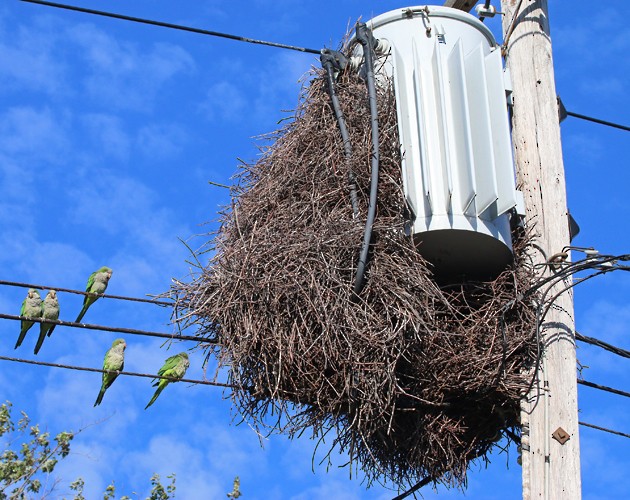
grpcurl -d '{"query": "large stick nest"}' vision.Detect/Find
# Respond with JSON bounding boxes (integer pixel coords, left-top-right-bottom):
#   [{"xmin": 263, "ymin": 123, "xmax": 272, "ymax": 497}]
[{"xmin": 173, "ymin": 65, "xmax": 539, "ymax": 489}]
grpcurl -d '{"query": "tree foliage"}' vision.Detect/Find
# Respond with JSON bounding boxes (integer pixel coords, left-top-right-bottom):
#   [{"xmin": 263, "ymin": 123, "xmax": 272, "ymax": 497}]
[
  {"xmin": 0, "ymin": 401, "xmax": 73, "ymax": 499},
  {"xmin": 1, "ymin": 401, "xmax": 240, "ymax": 498},
  {"xmin": 0, "ymin": 401, "xmax": 177, "ymax": 499}
]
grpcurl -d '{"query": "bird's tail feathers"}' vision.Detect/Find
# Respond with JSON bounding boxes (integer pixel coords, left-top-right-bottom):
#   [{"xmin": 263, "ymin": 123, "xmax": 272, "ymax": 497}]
[
  {"xmin": 75, "ymin": 306, "xmax": 88, "ymax": 324},
  {"xmin": 46, "ymin": 325, "xmax": 56, "ymax": 338},
  {"xmin": 15, "ymin": 325, "xmax": 30, "ymax": 349},
  {"xmin": 144, "ymin": 385, "xmax": 164, "ymax": 410},
  {"xmin": 94, "ymin": 386, "xmax": 108, "ymax": 407},
  {"xmin": 34, "ymin": 329, "xmax": 47, "ymax": 355}
]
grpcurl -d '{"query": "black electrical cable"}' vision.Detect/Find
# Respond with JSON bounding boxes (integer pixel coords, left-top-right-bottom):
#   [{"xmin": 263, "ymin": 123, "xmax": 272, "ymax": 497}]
[
  {"xmin": 320, "ymin": 49, "xmax": 359, "ymax": 217},
  {"xmin": 509, "ymin": 252, "xmax": 630, "ymax": 405},
  {"xmin": 353, "ymin": 23, "xmax": 380, "ymax": 296},
  {"xmin": 20, "ymin": 0, "xmax": 320, "ymax": 55},
  {"xmin": 578, "ymin": 379, "xmax": 630, "ymax": 400},
  {"xmin": 0, "ymin": 279, "xmax": 172, "ymax": 306},
  {"xmin": 391, "ymin": 476, "xmax": 433, "ymax": 500},
  {"xmin": 576, "ymin": 332, "xmax": 630, "ymax": 359},
  {"xmin": 579, "ymin": 421, "xmax": 630, "ymax": 440},
  {"xmin": 0, "ymin": 354, "xmax": 236, "ymax": 389},
  {"xmin": 566, "ymin": 110, "xmax": 630, "ymax": 132},
  {"xmin": 0, "ymin": 313, "xmax": 213, "ymax": 344}
]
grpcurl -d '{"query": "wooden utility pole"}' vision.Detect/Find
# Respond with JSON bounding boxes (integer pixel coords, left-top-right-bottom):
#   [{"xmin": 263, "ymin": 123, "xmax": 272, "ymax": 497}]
[
  {"xmin": 500, "ymin": 1, "xmax": 581, "ymax": 499},
  {"xmin": 442, "ymin": 1, "xmax": 581, "ymax": 497},
  {"xmin": 443, "ymin": 0, "xmax": 476, "ymax": 11}
]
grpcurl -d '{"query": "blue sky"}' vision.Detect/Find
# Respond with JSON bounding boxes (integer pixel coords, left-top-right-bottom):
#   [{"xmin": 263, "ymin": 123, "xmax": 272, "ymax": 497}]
[{"xmin": 0, "ymin": 1, "xmax": 628, "ymax": 499}]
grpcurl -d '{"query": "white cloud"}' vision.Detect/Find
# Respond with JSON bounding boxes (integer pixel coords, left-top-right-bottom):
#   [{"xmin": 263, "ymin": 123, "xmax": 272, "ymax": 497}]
[
  {"xmin": 67, "ymin": 171, "xmax": 188, "ymax": 248},
  {"xmin": 578, "ymin": 77, "xmax": 624, "ymax": 97},
  {"xmin": 197, "ymin": 50, "xmax": 312, "ymax": 127},
  {"xmin": 580, "ymin": 299, "xmax": 630, "ymax": 347},
  {"xmin": 82, "ymin": 114, "xmax": 131, "ymax": 161},
  {"xmin": 0, "ymin": 106, "xmax": 71, "ymax": 163},
  {"xmin": 122, "ymin": 433, "xmax": 225, "ymax": 499},
  {"xmin": 137, "ymin": 122, "xmax": 188, "ymax": 159},
  {"xmin": 561, "ymin": 132, "xmax": 604, "ymax": 169},
  {"xmin": 67, "ymin": 23, "xmax": 195, "ymax": 112},
  {"xmin": 0, "ymin": 14, "xmax": 68, "ymax": 97},
  {"xmin": 201, "ymin": 81, "xmax": 247, "ymax": 122}
]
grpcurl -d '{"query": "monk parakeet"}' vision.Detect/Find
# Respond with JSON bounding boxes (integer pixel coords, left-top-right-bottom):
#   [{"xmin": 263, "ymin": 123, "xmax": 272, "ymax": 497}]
[
  {"xmin": 94, "ymin": 338, "xmax": 126, "ymax": 407},
  {"xmin": 34, "ymin": 290, "xmax": 60, "ymax": 355},
  {"xmin": 76, "ymin": 266, "xmax": 113, "ymax": 323},
  {"xmin": 227, "ymin": 476, "xmax": 242, "ymax": 499},
  {"xmin": 145, "ymin": 352, "xmax": 189, "ymax": 409},
  {"xmin": 15, "ymin": 289, "xmax": 42, "ymax": 349}
]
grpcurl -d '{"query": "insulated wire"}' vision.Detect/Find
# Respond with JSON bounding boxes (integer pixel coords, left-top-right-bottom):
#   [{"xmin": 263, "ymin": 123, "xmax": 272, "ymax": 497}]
[
  {"xmin": 0, "ymin": 313, "xmax": 213, "ymax": 344},
  {"xmin": 502, "ymin": 0, "xmax": 525, "ymax": 52},
  {"xmin": 576, "ymin": 331, "xmax": 630, "ymax": 359},
  {"xmin": 579, "ymin": 421, "xmax": 630, "ymax": 440},
  {"xmin": 391, "ymin": 476, "xmax": 433, "ymax": 500},
  {"xmin": 578, "ymin": 379, "xmax": 630, "ymax": 400},
  {"xmin": 565, "ymin": 110, "xmax": 630, "ymax": 132},
  {"xmin": 0, "ymin": 279, "xmax": 172, "ymax": 306},
  {"xmin": 353, "ymin": 23, "xmax": 380, "ymax": 296},
  {"xmin": 22, "ymin": 2, "xmax": 627, "ymax": 132},
  {"xmin": 321, "ymin": 52, "xmax": 359, "ymax": 217},
  {"xmin": 515, "ymin": 253, "xmax": 630, "ymax": 404},
  {"xmin": 20, "ymin": 0, "xmax": 321, "ymax": 54},
  {"xmin": 0, "ymin": 354, "xmax": 236, "ymax": 389}
]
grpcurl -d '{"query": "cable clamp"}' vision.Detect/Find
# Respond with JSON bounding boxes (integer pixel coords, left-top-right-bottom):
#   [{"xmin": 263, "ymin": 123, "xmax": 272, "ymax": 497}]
[{"xmin": 476, "ymin": 3, "xmax": 504, "ymax": 19}]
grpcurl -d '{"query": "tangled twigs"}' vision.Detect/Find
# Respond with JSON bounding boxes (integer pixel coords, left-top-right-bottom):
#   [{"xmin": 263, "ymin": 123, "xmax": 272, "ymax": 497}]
[{"xmin": 171, "ymin": 66, "xmax": 539, "ymax": 489}]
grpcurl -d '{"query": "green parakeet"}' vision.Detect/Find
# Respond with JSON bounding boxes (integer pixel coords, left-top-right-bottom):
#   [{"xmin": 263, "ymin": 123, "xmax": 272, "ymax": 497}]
[
  {"xmin": 34, "ymin": 290, "xmax": 60, "ymax": 355},
  {"xmin": 94, "ymin": 338, "xmax": 126, "ymax": 407},
  {"xmin": 15, "ymin": 289, "xmax": 42, "ymax": 349},
  {"xmin": 75, "ymin": 266, "xmax": 113, "ymax": 323},
  {"xmin": 145, "ymin": 352, "xmax": 189, "ymax": 409}
]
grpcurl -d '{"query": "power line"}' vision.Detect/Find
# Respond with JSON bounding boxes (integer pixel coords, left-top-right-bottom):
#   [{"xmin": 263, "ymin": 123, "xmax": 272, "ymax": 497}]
[
  {"xmin": 0, "ymin": 279, "xmax": 172, "ymax": 306},
  {"xmin": 22, "ymin": 0, "xmax": 629, "ymax": 136},
  {"xmin": 391, "ymin": 476, "xmax": 433, "ymax": 500},
  {"xmin": 557, "ymin": 97, "xmax": 630, "ymax": 132},
  {"xmin": 20, "ymin": 0, "xmax": 321, "ymax": 55},
  {"xmin": 0, "ymin": 313, "xmax": 217, "ymax": 344},
  {"xmin": 501, "ymin": 0, "xmax": 525, "ymax": 53},
  {"xmin": 576, "ymin": 331, "xmax": 630, "ymax": 359},
  {"xmin": 578, "ymin": 379, "xmax": 630, "ymax": 400},
  {"xmin": 0, "ymin": 354, "xmax": 236, "ymax": 389},
  {"xmin": 566, "ymin": 110, "xmax": 630, "ymax": 132},
  {"xmin": 579, "ymin": 421, "xmax": 630, "ymax": 440}
]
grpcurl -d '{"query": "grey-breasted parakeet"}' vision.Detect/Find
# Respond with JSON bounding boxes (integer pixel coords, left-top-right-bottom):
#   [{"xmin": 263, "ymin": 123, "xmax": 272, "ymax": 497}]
[
  {"xmin": 34, "ymin": 290, "xmax": 60, "ymax": 355},
  {"xmin": 145, "ymin": 352, "xmax": 189, "ymax": 409},
  {"xmin": 15, "ymin": 289, "xmax": 42, "ymax": 349},
  {"xmin": 76, "ymin": 266, "xmax": 112, "ymax": 323},
  {"xmin": 94, "ymin": 338, "xmax": 126, "ymax": 406}
]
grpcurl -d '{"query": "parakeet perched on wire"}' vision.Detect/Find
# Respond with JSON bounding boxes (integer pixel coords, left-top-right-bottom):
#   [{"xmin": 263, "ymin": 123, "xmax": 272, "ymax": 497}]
[
  {"xmin": 94, "ymin": 338, "xmax": 126, "ymax": 407},
  {"xmin": 75, "ymin": 266, "xmax": 113, "ymax": 323},
  {"xmin": 15, "ymin": 289, "xmax": 42, "ymax": 349},
  {"xmin": 145, "ymin": 352, "xmax": 189, "ymax": 410},
  {"xmin": 34, "ymin": 290, "xmax": 60, "ymax": 355}
]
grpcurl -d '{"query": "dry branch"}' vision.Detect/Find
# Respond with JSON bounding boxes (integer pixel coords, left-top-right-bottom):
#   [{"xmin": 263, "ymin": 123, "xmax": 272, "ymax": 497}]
[{"xmin": 172, "ymin": 61, "xmax": 539, "ymax": 490}]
